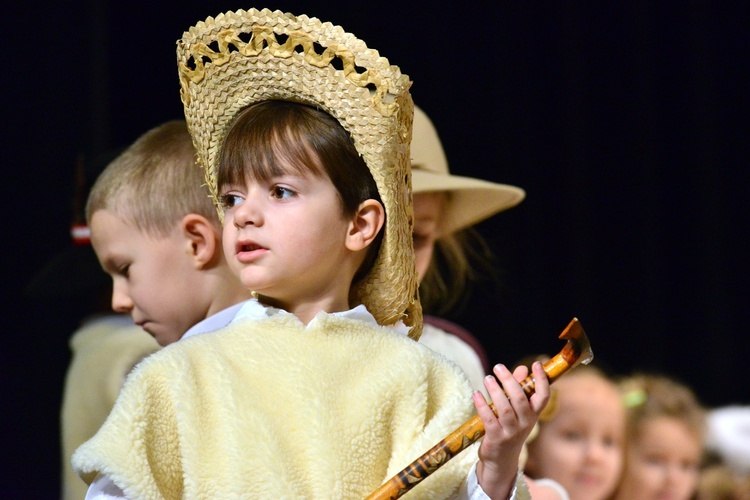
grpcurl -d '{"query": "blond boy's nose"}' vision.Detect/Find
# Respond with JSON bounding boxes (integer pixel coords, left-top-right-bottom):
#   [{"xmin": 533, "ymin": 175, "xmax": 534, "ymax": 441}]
[{"xmin": 111, "ymin": 287, "xmax": 133, "ymax": 313}]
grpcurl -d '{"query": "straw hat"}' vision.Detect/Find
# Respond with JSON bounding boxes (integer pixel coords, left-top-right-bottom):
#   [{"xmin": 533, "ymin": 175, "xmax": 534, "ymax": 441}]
[
  {"xmin": 411, "ymin": 106, "xmax": 525, "ymax": 236},
  {"xmin": 177, "ymin": 8, "xmax": 421, "ymax": 339}
]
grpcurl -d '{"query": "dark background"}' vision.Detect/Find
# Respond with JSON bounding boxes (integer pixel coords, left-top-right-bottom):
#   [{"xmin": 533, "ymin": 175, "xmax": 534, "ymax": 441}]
[{"xmin": 3, "ymin": 1, "xmax": 748, "ymax": 496}]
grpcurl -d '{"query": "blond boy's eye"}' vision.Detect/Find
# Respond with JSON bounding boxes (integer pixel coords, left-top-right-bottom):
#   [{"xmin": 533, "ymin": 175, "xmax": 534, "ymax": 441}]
[{"xmin": 116, "ymin": 264, "xmax": 130, "ymax": 278}]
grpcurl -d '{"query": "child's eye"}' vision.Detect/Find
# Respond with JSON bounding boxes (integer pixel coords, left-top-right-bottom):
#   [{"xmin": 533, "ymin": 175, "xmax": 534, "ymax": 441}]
[
  {"xmin": 116, "ymin": 264, "xmax": 130, "ymax": 278},
  {"xmin": 271, "ymin": 186, "xmax": 295, "ymax": 200},
  {"xmin": 602, "ymin": 435, "xmax": 618, "ymax": 448},
  {"xmin": 643, "ymin": 453, "xmax": 667, "ymax": 466},
  {"xmin": 680, "ymin": 459, "xmax": 699, "ymax": 472},
  {"xmin": 220, "ymin": 193, "xmax": 244, "ymax": 209},
  {"xmin": 560, "ymin": 430, "xmax": 582, "ymax": 441}
]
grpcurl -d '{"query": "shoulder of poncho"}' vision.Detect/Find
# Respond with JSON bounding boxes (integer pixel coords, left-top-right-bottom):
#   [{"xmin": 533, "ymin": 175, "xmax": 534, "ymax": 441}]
[{"xmin": 127, "ymin": 312, "xmax": 463, "ymax": 387}]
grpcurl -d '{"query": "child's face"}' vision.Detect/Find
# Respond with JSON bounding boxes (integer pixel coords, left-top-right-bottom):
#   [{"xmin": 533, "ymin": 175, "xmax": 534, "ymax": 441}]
[
  {"xmin": 90, "ymin": 209, "xmax": 210, "ymax": 346},
  {"xmin": 616, "ymin": 416, "xmax": 701, "ymax": 500},
  {"xmin": 527, "ymin": 374, "xmax": 625, "ymax": 500},
  {"xmin": 220, "ymin": 168, "xmax": 359, "ymax": 315},
  {"xmin": 412, "ymin": 192, "xmax": 447, "ymax": 281}
]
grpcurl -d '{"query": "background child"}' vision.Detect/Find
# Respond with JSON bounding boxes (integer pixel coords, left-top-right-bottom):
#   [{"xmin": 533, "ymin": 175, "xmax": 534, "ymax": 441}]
[
  {"xmin": 73, "ymin": 9, "xmax": 549, "ymax": 499},
  {"xmin": 75, "ymin": 119, "xmax": 253, "ymax": 497},
  {"xmin": 68, "ymin": 120, "xmax": 253, "ymax": 497},
  {"xmin": 84, "ymin": 120, "xmax": 252, "ymax": 348},
  {"xmin": 410, "ymin": 104, "xmax": 526, "ymax": 394},
  {"xmin": 525, "ymin": 363, "xmax": 626, "ymax": 500},
  {"xmin": 411, "ymin": 106, "xmax": 575, "ymax": 498},
  {"xmin": 613, "ymin": 372, "xmax": 705, "ymax": 500}
]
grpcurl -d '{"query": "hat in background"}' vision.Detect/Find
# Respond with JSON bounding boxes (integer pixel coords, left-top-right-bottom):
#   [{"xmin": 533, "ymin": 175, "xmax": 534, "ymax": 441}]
[
  {"xmin": 24, "ymin": 150, "xmax": 121, "ymax": 299},
  {"xmin": 411, "ymin": 105, "xmax": 526, "ymax": 236}
]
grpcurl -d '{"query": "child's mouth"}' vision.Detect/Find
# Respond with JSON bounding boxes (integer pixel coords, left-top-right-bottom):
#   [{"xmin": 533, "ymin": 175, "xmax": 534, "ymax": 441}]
[{"xmin": 236, "ymin": 241, "xmax": 267, "ymax": 262}]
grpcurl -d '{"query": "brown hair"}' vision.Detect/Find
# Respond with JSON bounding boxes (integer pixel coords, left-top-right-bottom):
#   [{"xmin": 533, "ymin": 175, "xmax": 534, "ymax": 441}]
[
  {"xmin": 419, "ymin": 226, "xmax": 498, "ymax": 315},
  {"xmin": 86, "ymin": 120, "xmax": 216, "ymax": 236},
  {"xmin": 218, "ymin": 100, "xmax": 381, "ymax": 216},
  {"xmin": 217, "ymin": 100, "xmax": 383, "ymax": 281},
  {"xmin": 620, "ymin": 373, "xmax": 706, "ymax": 442}
]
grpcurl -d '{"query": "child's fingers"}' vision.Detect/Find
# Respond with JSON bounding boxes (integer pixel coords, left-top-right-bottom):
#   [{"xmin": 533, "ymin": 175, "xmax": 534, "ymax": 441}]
[
  {"xmin": 511, "ymin": 364, "xmax": 529, "ymax": 381},
  {"xmin": 528, "ymin": 361, "xmax": 551, "ymax": 414},
  {"xmin": 496, "ymin": 363, "xmax": 531, "ymax": 421},
  {"xmin": 487, "ymin": 364, "xmax": 523, "ymax": 432},
  {"xmin": 473, "ymin": 389, "xmax": 502, "ymax": 433}
]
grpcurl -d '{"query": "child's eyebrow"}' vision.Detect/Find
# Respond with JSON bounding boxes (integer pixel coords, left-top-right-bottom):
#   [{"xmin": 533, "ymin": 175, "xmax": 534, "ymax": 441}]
[{"xmin": 97, "ymin": 253, "xmax": 125, "ymax": 274}]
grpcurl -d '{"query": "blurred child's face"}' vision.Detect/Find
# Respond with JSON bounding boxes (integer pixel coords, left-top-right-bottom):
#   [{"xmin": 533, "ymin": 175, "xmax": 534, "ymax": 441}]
[
  {"xmin": 616, "ymin": 417, "xmax": 701, "ymax": 500},
  {"xmin": 527, "ymin": 374, "xmax": 625, "ymax": 500},
  {"xmin": 220, "ymin": 166, "xmax": 360, "ymax": 316},
  {"xmin": 90, "ymin": 209, "xmax": 210, "ymax": 346},
  {"xmin": 412, "ymin": 192, "xmax": 447, "ymax": 281}
]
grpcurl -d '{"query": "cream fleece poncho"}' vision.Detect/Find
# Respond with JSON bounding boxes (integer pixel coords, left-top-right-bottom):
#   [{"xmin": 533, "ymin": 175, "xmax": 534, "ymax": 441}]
[
  {"xmin": 62, "ymin": 316, "xmax": 160, "ymax": 500},
  {"xmin": 73, "ymin": 312, "xmax": 480, "ymax": 499}
]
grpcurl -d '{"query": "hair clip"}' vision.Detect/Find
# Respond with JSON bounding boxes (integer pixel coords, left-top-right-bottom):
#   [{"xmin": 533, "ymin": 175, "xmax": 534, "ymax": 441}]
[{"xmin": 623, "ymin": 388, "xmax": 648, "ymax": 408}]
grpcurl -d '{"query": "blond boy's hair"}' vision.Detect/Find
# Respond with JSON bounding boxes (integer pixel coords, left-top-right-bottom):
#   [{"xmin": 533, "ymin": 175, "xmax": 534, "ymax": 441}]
[{"xmin": 86, "ymin": 120, "xmax": 216, "ymax": 236}]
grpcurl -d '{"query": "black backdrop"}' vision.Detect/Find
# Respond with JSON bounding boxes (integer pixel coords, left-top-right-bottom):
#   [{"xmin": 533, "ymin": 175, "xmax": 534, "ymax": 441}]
[{"xmin": 3, "ymin": 1, "xmax": 748, "ymax": 496}]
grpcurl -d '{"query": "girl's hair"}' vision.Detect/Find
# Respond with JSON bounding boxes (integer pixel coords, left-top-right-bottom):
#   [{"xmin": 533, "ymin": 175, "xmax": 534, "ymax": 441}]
[
  {"xmin": 524, "ymin": 362, "xmax": 616, "ymax": 424},
  {"xmin": 419, "ymin": 226, "xmax": 498, "ymax": 315},
  {"xmin": 218, "ymin": 100, "xmax": 380, "ymax": 217},
  {"xmin": 218, "ymin": 100, "xmax": 383, "ymax": 281},
  {"xmin": 620, "ymin": 373, "xmax": 706, "ymax": 441},
  {"xmin": 86, "ymin": 120, "xmax": 217, "ymax": 236}
]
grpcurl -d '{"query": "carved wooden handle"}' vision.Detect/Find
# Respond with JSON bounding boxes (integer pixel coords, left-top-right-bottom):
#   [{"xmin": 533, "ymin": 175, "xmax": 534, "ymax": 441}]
[{"xmin": 366, "ymin": 318, "xmax": 591, "ymax": 499}]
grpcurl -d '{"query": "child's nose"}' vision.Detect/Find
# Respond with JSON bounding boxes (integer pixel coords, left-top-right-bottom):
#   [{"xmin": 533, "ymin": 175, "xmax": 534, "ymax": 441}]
[
  {"xmin": 584, "ymin": 440, "xmax": 609, "ymax": 461},
  {"xmin": 111, "ymin": 283, "xmax": 133, "ymax": 313},
  {"xmin": 664, "ymin": 463, "xmax": 690, "ymax": 486},
  {"xmin": 233, "ymin": 193, "xmax": 263, "ymax": 228}
]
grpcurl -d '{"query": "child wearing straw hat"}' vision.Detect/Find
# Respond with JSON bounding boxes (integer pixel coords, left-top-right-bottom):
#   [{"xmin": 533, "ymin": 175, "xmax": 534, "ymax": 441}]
[
  {"xmin": 73, "ymin": 9, "xmax": 549, "ymax": 499},
  {"xmin": 411, "ymin": 106, "xmax": 573, "ymax": 499},
  {"xmin": 410, "ymin": 104, "xmax": 526, "ymax": 395}
]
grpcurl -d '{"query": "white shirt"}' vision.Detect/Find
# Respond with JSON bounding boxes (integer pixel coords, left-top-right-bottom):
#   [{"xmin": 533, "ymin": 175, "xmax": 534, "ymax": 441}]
[{"xmin": 85, "ymin": 301, "xmax": 512, "ymax": 499}]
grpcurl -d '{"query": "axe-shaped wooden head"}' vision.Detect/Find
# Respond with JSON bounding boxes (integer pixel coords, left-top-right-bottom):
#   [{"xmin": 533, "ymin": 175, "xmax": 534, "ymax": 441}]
[{"xmin": 519, "ymin": 317, "xmax": 593, "ymax": 396}]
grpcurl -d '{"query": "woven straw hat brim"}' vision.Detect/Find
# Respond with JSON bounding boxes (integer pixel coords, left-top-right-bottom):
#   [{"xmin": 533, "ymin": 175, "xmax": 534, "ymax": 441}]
[
  {"xmin": 410, "ymin": 105, "xmax": 524, "ymax": 235},
  {"xmin": 412, "ymin": 170, "xmax": 525, "ymax": 235},
  {"xmin": 177, "ymin": 8, "xmax": 421, "ymax": 338}
]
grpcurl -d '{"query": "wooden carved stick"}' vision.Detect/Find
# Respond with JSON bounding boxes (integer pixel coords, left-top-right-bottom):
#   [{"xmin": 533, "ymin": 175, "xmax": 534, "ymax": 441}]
[{"xmin": 366, "ymin": 318, "xmax": 593, "ymax": 500}]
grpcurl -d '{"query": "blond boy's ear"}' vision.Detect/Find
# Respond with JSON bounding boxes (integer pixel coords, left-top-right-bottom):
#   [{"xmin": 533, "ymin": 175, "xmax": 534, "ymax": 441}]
[
  {"xmin": 345, "ymin": 199, "xmax": 385, "ymax": 252},
  {"xmin": 181, "ymin": 214, "xmax": 221, "ymax": 268}
]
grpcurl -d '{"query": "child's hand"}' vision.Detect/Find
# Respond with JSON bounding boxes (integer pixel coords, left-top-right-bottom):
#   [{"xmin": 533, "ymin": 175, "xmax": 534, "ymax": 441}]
[{"xmin": 473, "ymin": 361, "xmax": 549, "ymax": 499}]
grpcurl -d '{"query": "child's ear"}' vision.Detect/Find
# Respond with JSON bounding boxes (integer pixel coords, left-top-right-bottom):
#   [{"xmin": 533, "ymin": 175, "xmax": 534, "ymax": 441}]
[
  {"xmin": 345, "ymin": 199, "xmax": 385, "ymax": 251},
  {"xmin": 181, "ymin": 214, "xmax": 220, "ymax": 268}
]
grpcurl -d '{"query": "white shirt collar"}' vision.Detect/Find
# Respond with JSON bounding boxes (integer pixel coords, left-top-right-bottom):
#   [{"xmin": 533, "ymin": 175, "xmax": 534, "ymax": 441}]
[
  {"xmin": 181, "ymin": 301, "xmax": 250, "ymax": 341},
  {"xmin": 230, "ymin": 299, "xmax": 410, "ymax": 336}
]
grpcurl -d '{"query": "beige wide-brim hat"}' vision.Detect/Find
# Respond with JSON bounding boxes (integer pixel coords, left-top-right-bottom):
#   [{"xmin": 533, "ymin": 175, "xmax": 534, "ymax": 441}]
[
  {"xmin": 177, "ymin": 8, "xmax": 422, "ymax": 338},
  {"xmin": 411, "ymin": 106, "xmax": 526, "ymax": 236}
]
